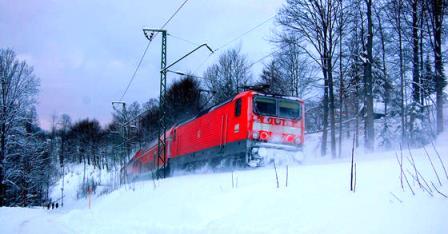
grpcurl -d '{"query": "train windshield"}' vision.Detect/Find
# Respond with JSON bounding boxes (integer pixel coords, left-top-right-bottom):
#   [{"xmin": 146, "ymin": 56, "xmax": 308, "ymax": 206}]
[
  {"xmin": 254, "ymin": 97, "xmax": 276, "ymax": 116},
  {"xmin": 254, "ymin": 96, "xmax": 301, "ymax": 119},
  {"xmin": 278, "ymin": 100, "xmax": 301, "ymax": 119}
]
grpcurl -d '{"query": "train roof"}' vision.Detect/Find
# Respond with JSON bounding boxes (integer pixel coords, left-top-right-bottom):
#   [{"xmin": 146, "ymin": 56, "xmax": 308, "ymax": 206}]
[
  {"xmin": 174, "ymin": 90, "xmax": 303, "ymax": 126},
  {"xmin": 252, "ymin": 91, "xmax": 304, "ymax": 102},
  {"xmin": 174, "ymin": 90, "xmax": 252, "ymax": 126}
]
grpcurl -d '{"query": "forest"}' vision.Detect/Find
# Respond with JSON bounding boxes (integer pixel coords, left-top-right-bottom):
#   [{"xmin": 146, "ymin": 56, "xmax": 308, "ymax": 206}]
[{"xmin": 0, "ymin": 0, "xmax": 446, "ymax": 207}]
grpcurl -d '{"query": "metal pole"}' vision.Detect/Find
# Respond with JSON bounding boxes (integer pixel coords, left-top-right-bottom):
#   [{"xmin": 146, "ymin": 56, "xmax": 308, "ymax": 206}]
[
  {"xmin": 61, "ymin": 163, "xmax": 64, "ymax": 207},
  {"xmin": 143, "ymin": 28, "xmax": 168, "ymax": 179},
  {"xmin": 162, "ymin": 44, "xmax": 213, "ymax": 72},
  {"xmin": 142, "ymin": 29, "xmax": 213, "ymax": 179},
  {"xmin": 157, "ymin": 30, "xmax": 168, "ymax": 179},
  {"xmin": 112, "ymin": 101, "xmax": 128, "ymax": 181}
]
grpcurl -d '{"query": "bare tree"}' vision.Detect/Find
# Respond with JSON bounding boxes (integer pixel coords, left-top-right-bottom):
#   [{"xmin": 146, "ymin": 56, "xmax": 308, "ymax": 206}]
[
  {"xmin": 277, "ymin": 0, "xmax": 342, "ymax": 157},
  {"xmin": 387, "ymin": 0, "xmax": 407, "ymax": 143},
  {"xmin": 374, "ymin": 2, "xmax": 397, "ymax": 149},
  {"xmin": 273, "ymin": 35, "xmax": 319, "ymax": 98},
  {"xmin": 337, "ymin": 0, "xmax": 349, "ymax": 157},
  {"xmin": 428, "ymin": 0, "xmax": 447, "ymax": 134},
  {"xmin": 203, "ymin": 48, "xmax": 252, "ymax": 104},
  {"xmin": 0, "ymin": 49, "xmax": 39, "ymax": 206},
  {"xmin": 345, "ymin": 1, "xmax": 364, "ymax": 149},
  {"xmin": 259, "ymin": 60, "xmax": 288, "ymax": 95}
]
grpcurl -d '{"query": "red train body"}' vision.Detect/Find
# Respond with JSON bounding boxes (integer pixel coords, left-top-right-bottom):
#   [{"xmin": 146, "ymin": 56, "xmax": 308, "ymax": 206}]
[{"xmin": 124, "ymin": 90, "xmax": 305, "ymax": 178}]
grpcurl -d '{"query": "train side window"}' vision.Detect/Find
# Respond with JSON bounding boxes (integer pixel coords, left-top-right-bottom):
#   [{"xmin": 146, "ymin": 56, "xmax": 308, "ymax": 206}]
[{"xmin": 235, "ymin": 98, "xmax": 242, "ymax": 117}]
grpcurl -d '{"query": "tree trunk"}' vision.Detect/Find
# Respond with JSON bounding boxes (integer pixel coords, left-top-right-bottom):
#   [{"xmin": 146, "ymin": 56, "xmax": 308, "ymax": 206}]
[
  {"xmin": 364, "ymin": 0, "xmax": 374, "ymax": 151},
  {"xmin": 398, "ymin": 0, "xmax": 406, "ymax": 143},
  {"xmin": 324, "ymin": 10, "xmax": 336, "ymax": 158},
  {"xmin": 328, "ymin": 55, "xmax": 336, "ymax": 158},
  {"xmin": 412, "ymin": 0, "xmax": 420, "ymax": 105},
  {"xmin": 433, "ymin": 0, "xmax": 445, "ymax": 134},
  {"xmin": 410, "ymin": 0, "xmax": 420, "ymax": 141},
  {"xmin": 321, "ymin": 68, "xmax": 329, "ymax": 157},
  {"xmin": 419, "ymin": 2, "xmax": 425, "ymax": 105},
  {"xmin": 376, "ymin": 7, "xmax": 389, "ymax": 115},
  {"xmin": 338, "ymin": 3, "xmax": 344, "ymax": 158},
  {"xmin": 0, "ymin": 78, "xmax": 6, "ymax": 206},
  {"xmin": 0, "ymin": 122, "xmax": 5, "ymax": 207}
]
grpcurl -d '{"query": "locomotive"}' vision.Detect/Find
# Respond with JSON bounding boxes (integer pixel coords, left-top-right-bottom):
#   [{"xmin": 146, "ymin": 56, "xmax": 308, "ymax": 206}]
[{"xmin": 124, "ymin": 90, "xmax": 305, "ymax": 178}]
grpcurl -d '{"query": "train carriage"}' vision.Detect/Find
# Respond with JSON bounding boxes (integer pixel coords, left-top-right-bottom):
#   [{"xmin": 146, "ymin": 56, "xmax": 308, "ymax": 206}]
[{"xmin": 125, "ymin": 90, "xmax": 305, "ymax": 178}]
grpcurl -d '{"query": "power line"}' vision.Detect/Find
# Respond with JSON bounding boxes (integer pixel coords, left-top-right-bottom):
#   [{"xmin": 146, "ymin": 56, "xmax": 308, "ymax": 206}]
[
  {"xmin": 193, "ymin": 53, "xmax": 214, "ymax": 73},
  {"xmin": 193, "ymin": 49, "xmax": 276, "ymax": 77},
  {"xmin": 168, "ymin": 33, "xmax": 201, "ymax": 46},
  {"xmin": 160, "ymin": 0, "xmax": 190, "ymax": 30},
  {"xmin": 215, "ymin": 15, "xmax": 275, "ymax": 51},
  {"xmin": 192, "ymin": 15, "xmax": 275, "ymax": 73},
  {"xmin": 119, "ymin": 0, "xmax": 191, "ymax": 101},
  {"xmin": 189, "ymin": 51, "xmax": 276, "ymax": 83},
  {"xmin": 119, "ymin": 10, "xmax": 274, "ymax": 95},
  {"xmin": 248, "ymin": 51, "xmax": 276, "ymax": 68},
  {"xmin": 167, "ymin": 70, "xmax": 212, "ymax": 81},
  {"xmin": 120, "ymin": 42, "xmax": 152, "ymax": 101}
]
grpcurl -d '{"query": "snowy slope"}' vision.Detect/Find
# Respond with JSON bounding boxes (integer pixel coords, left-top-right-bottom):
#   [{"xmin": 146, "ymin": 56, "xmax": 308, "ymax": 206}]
[
  {"xmin": 2, "ymin": 139, "xmax": 448, "ymax": 234},
  {"xmin": 49, "ymin": 163, "xmax": 118, "ymax": 209}
]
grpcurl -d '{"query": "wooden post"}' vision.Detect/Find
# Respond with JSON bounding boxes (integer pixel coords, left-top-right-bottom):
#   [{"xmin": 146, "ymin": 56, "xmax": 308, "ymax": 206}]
[
  {"xmin": 274, "ymin": 161, "xmax": 279, "ymax": 189},
  {"xmin": 350, "ymin": 135, "xmax": 355, "ymax": 191},
  {"xmin": 88, "ymin": 186, "xmax": 92, "ymax": 209},
  {"xmin": 354, "ymin": 163, "xmax": 357, "ymax": 192},
  {"xmin": 400, "ymin": 145, "xmax": 404, "ymax": 190},
  {"xmin": 232, "ymin": 171, "xmax": 234, "ymax": 189}
]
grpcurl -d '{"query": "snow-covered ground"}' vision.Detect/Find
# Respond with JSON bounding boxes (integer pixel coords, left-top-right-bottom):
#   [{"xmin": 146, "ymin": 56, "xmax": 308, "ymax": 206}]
[
  {"xmin": 2, "ymin": 133, "xmax": 448, "ymax": 233},
  {"xmin": 49, "ymin": 163, "xmax": 119, "ymax": 209}
]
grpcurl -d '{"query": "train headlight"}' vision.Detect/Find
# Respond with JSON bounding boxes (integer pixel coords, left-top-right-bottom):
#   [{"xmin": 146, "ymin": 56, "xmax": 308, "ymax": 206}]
[
  {"xmin": 253, "ymin": 131, "xmax": 259, "ymax": 139},
  {"xmin": 295, "ymin": 137, "xmax": 302, "ymax": 144},
  {"xmin": 286, "ymin": 135, "xmax": 295, "ymax": 143},
  {"xmin": 260, "ymin": 131, "xmax": 270, "ymax": 141}
]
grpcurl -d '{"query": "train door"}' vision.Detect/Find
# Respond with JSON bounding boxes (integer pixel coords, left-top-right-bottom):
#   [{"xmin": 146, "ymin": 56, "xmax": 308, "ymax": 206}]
[
  {"xmin": 167, "ymin": 130, "xmax": 173, "ymax": 159},
  {"xmin": 220, "ymin": 112, "xmax": 228, "ymax": 149},
  {"xmin": 171, "ymin": 129, "xmax": 176, "ymax": 157},
  {"xmin": 233, "ymin": 98, "xmax": 242, "ymax": 138}
]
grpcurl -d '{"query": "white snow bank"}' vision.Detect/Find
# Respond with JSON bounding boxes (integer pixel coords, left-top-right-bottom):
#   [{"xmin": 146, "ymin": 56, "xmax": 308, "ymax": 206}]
[
  {"xmin": 0, "ymin": 207, "xmax": 72, "ymax": 234},
  {"xmin": 1, "ymin": 141, "xmax": 447, "ymax": 233},
  {"xmin": 2, "ymin": 129, "xmax": 448, "ymax": 233},
  {"xmin": 49, "ymin": 163, "xmax": 119, "ymax": 209}
]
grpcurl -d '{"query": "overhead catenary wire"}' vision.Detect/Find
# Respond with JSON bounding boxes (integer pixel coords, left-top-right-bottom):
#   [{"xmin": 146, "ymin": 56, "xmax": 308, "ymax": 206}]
[
  {"xmin": 194, "ymin": 43, "xmax": 276, "ymax": 77},
  {"xmin": 159, "ymin": 0, "xmax": 190, "ymax": 30},
  {"xmin": 121, "ymin": 8, "xmax": 275, "ymax": 97},
  {"xmin": 193, "ymin": 53, "xmax": 214, "ymax": 73},
  {"xmin": 214, "ymin": 15, "xmax": 275, "ymax": 52},
  {"xmin": 193, "ymin": 15, "xmax": 276, "ymax": 73},
  {"xmin": 247, "ymin": 50, "xmax": 276, "ymax": 68},
  {"xmin": 189, "ymin": 50, "xmax": 276, "ymax": 83},
  {"xmin": 168, "ymin": 33, "xmax": 201, "ymax": 47},
  {"xmin": 119, "ymin": 42, "xmax": 152, "ymax": 101},
  {"xmin": 119, "ymin": 0, "xmax": 191, "ymax": 101}
]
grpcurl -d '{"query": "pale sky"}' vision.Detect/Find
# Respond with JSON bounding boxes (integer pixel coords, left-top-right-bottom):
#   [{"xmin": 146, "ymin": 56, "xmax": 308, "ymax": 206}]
[{"xmin": 0, "ymin": 0, "xmax": 284, "ymax": 129}]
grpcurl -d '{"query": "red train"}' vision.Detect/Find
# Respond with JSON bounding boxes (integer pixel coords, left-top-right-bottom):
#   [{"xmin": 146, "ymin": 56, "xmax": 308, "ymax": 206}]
[{"xmin": 124, "ymin": 90, "xmax": 305, "ymax": 178}]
